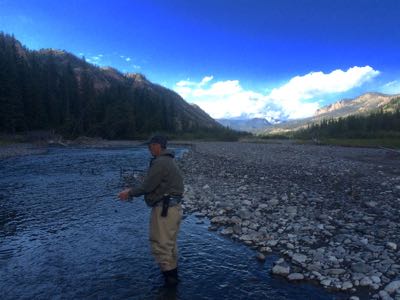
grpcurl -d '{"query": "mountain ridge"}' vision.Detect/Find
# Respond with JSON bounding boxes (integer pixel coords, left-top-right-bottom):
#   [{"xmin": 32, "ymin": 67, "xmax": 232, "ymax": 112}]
[
  {"xmin": 0, "ymin": 33, "xmax": 224, "ymax": 138},
  {"xmin": 264, "ymin": 92, "xmax": 400, "ymax": 134}
]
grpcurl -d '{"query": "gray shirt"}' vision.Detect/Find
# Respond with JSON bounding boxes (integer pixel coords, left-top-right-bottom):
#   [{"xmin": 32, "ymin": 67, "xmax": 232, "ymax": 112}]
[{"xmin": 131, "ymin": 149, "xmax": 184, "ymax": 206}]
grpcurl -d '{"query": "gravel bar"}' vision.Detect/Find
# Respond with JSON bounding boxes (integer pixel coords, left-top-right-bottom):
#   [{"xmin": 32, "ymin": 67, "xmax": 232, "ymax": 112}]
[{"xmin": 179, "ymin": 141, "xmax": 400, "ymax": 300}]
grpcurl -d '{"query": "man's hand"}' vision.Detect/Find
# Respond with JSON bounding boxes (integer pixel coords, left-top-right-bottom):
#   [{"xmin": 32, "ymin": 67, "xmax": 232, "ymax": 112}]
[{"xmin": 118, "ymin": 188, "xmax": 132, "ymax": 201}]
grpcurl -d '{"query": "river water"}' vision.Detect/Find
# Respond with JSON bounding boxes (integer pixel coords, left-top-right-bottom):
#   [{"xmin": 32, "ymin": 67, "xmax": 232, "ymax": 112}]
[{"xmin": 0, "ymin": 146, "xmax": 346, "ymax": 299}]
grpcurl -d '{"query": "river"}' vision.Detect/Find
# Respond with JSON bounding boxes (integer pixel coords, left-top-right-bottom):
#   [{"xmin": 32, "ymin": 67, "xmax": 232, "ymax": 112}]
[{"xmin": 0, "ymin": 146, "xmax": 346, "ymax": 299}]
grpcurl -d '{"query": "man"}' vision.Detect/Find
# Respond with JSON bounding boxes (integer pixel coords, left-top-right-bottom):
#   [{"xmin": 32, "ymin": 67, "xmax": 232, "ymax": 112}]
[{"xmin": 118, "ymin": 135, "xmax": 184, "ymax": 287}]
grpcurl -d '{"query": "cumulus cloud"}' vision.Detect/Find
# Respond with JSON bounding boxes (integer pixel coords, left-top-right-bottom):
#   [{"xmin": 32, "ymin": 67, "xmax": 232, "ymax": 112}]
[
  {"xmin": 126, "ymin": 57, "xmax": 131, "ymax": 62},
  {"xmin": 267, "ymin": 66, "xmax": 380, "ymax": 118},
  {"xmin": 174, "ymin": 77, "xmax": 266, "ymax": 119},
  {"xmin": 174, "ymin": 66, "xmax": 380, "ymax": 120}
]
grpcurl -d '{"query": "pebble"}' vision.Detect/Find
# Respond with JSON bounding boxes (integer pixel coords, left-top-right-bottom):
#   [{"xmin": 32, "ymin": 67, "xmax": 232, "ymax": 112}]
[
  {"xmin": 387, "ymin": 242, "xmax": 398, "ymax": 251},
  {"xmin": 256, "ymin": 252, "xmax": 266, "ymax": 262}
]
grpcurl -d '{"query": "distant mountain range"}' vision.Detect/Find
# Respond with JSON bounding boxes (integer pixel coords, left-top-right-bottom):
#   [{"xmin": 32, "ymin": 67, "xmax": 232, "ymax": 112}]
[
  {"xmin": 216, "ymin": 92, "xmax": 399, "ymax": 133},
  {"xmin": 217, "ymin": 117, "xmax": 271, "ymax": 132},
  {"xmin": 264, "ymin": 92, "xmax": 400, "ymax": 134}
]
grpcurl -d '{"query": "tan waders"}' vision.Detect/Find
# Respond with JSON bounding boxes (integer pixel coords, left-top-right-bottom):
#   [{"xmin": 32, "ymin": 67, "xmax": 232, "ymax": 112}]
[{"xmin": 150, "ymin": 204, "xmax": 183, "ymax": 286}]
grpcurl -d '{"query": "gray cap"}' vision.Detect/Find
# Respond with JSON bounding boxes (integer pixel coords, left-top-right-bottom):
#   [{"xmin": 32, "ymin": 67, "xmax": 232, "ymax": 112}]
[{"xmin": 146, "ymin": 135, "xmax": 167, "ymax": 148}]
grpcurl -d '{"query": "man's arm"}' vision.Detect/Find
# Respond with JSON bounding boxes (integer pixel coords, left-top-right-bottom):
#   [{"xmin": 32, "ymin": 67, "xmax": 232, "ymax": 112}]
[{"xmin": 118, "ymin": 159, "xmax": 165, "ymax": 200}]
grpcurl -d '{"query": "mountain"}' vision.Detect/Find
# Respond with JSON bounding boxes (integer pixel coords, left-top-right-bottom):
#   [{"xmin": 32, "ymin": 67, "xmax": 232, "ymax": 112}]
[
  {"xmin": 0, "ymin": 33, "xmax": 224, "ymax": 139},
  {"xmin": 217, "ymin": 117, "xmax": 271, "ymax": 132},
  {"xmin": 264, "ymin": 92, "xmax": 400, "ymax": 134},
  {"xmin": 314, "ymin": 92, "xmax": 396, "ymax": 118}
]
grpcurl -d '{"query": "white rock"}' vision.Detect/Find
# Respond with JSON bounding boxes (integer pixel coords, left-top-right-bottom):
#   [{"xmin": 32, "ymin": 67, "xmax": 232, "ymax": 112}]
[
  {"xmin": 202, "ymin": 184, "xmax": 210, "ymax": 189},
  {"xmin": 386, "ymin": 242, "xmax": 398, "ymax": 251},
  {"xmin": 320, "ymin": 279, "xmax": 332, "ymax": 287},
  {"xmin": 360, "ymin": 277, "xmax": 373, "ymax": 286},
  {"xmin": 288, "ymin": 273, "xmax": 304, "ymax": 281},
  {"xmin": 371, "ymin": 275, "xmax": 381, "ymax": 284},
  {"xmin": 272, "ymin": 265, "xmax": 290, "ymax": 276},
  {"xmin": 221, "ymin": 227, "xmax": 234, "ymax": 235},
  {"xmin": 378, "ymin": 290, "xmax": 393, "ymax": 300},
  {"xmin": 259, "ymin": 246, "xmax": 272, "ymax": 253},
  {"xmin": 292, "ymin": 253, "xmax": 307, "ymax": 263},
  {"xmin": 268, "ymin": 198, "xmax": 279, "ymax": 206},
  {"xmin": 385, "ymin": 280, "xmax": 400, "ymax": 294},
  {"xmin": 242, "ymin": 199, "xmax": 252, "ymax": 206},
  {"xmin": 341, "ymin": 281, "xmax": 353, "ymax": 290},
  {"xmin": 258, "ymin": 204, "xmax": 269, "ymax": 210}
]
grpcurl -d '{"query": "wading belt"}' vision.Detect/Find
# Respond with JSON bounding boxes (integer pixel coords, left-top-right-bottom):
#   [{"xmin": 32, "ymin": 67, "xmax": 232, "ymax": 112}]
[{"xmin": 161, "ymin": 195, "xmax": 182, "ymax": 217}]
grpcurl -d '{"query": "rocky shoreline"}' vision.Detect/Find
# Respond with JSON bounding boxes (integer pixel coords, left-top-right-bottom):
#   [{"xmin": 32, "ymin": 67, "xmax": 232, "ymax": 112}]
[{"xmin": 178, "ymin": 141, "xmax": 400, "ymax": 300}]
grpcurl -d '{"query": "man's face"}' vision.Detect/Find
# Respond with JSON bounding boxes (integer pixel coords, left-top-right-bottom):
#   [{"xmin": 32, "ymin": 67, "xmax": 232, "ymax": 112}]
[{"xmin": 148, "ymin": 143, "xmax": 162, "ymax": 156}]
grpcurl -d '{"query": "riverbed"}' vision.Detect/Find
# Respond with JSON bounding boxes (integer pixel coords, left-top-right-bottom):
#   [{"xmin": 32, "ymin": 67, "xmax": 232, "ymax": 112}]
[{"xmin": 0, "ymin": 146, "xmax": 343, "ymax": 299}]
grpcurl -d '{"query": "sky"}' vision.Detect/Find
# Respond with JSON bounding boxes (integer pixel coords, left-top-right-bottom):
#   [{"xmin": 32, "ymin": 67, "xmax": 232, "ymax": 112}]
[{"xmin": 1, "ymin": 0, "xmax": 400, "ymax": 121}]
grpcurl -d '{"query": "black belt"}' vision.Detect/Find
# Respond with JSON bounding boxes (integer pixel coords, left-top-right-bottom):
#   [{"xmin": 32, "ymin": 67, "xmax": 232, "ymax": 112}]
[{"xmin": 160, "ymin": 195, "xmax": 182, "ymax": 217}]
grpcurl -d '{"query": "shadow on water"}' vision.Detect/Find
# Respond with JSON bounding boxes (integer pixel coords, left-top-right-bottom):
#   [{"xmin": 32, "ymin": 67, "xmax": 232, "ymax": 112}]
[{"xmin": 0, "ymin": 146, "xmax": 347, "ymax": 299}]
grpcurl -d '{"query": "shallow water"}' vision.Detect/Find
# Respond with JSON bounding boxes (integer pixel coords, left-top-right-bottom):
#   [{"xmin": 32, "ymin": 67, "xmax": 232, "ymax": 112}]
[{"xmin": 0, "ymin": 147, "xmax": 346, "ymax": 299}]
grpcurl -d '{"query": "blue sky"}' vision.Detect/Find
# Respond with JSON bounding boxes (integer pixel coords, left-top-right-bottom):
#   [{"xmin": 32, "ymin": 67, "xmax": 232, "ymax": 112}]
[{"xmin": 1, "ymin": 0, "xmax": 400, "ymax": 120}]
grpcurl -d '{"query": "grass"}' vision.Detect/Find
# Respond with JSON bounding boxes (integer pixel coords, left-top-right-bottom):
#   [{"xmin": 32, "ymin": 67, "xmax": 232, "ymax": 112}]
[{"xmin": 299, "ymin": 137, "xmax": 400, "ymax": 149}]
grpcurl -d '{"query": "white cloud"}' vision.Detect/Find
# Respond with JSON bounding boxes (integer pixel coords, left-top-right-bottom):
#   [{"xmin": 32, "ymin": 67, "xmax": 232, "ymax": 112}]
[
  {"xmin": 267, "ymin": 66, "xmax": 380, "ymax": 119},
  {"xmin": 133, "ymin": 64, "xmax": 141, "ymax": 70},
  {"xmin": 382, "ymin": 80, "xmax": 400, "ymax": 94},
  {"xmin": 126, "ymin": 57, "xmax": 131, "ymax": 62},
  {"xmin": 174, "ymin": 76, "xmax": 266, "ymax": 119},
  {"xmin": 174, "ymin": 66, "xmax": 380, "ymax": 120}
]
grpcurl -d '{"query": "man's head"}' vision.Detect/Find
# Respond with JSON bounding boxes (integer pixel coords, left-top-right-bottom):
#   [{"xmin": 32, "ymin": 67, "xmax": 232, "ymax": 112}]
[{"xmin": 147, "ymin": 135, "xmax": 167, "ymax": 156}]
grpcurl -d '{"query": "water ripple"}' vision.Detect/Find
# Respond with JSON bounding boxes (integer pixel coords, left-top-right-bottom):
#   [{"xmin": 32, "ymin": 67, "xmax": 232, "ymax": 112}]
[{"xmin": 0, "ymin": 147, "xmax": 344, "ymax": 299}]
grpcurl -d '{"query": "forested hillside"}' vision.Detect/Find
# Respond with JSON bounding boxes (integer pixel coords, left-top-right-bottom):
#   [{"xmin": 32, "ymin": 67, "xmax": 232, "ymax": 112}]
[
  {"xmin": 0, "ymin": 33, "xmax": 233, "ymax": 139},
  {"xmin": 294, "ymin": 98, "xmax": 400, "ymax": 139}
]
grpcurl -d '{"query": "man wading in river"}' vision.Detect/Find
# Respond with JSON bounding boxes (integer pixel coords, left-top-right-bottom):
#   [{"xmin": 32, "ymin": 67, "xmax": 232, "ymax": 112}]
[{"xmin": 118, "ymin": 135, "xmax": 184, "ymax": 287}]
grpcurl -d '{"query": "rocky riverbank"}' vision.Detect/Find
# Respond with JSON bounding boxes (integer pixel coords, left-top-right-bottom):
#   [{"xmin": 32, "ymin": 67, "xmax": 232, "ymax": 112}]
[{"xmin": 178, "ymin": 141, "xmax": 400, "ymax": 300}]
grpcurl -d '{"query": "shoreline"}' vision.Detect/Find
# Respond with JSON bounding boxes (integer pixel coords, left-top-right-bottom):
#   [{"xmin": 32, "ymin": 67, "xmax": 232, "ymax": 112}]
[{"xmin": 178, "ymin": 141, "xmax": 400, "ymax": 300}]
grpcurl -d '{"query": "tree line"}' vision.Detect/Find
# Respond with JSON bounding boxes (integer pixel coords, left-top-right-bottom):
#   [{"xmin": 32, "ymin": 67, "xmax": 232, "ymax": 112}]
[
  {"xmin": 294, "ymin": 102, "xmax": 400, "ymax": 139},
  {"xmin": 0, "ymin": 32, "xmax": 242, "ymax": 140}
]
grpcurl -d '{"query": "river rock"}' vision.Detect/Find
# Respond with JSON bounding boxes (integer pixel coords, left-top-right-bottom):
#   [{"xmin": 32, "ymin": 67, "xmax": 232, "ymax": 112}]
[
  {"xmin": 360, "ymin": 277, "xmax": 373, "ymax": 286},
  {"xmin": 272, "ymin": 265, "xmax": 290, "ymax": 276},
  {"xmin": 378, "ymin": 290, "xmax": 393, "ymax": 300},
  {"xmin": 384, "ymin": 280, "xmax": 400, "ymax": 294},
  {"xmin": 292, "ymin": 253, "xmax": 307, "ymax": 264},
  {"xmin": 287, "ymin": 273, "xmax": 304, "ymax": 281},
  {"xmin": 386, "ymin": 242, "xmax": 398, "ymax": 251},
  {"xmin": 351, "ymin": 262, "xmax": 373, "ymax": 274},
  {"xmin": 256, "ymin": 252, "xmax": 266, "ymax": 262},
  {"xmin": 326, "ymin": 268, "xmax": 346, "ymax": 275},
  {"xmin": 320, "ymin": 279, "xmax": 332, "ymax": 287},
  {"xmin": 267, "ymin": 198, "xmax": 279, "ymax": 206},
  {"xmin": 341, "ymin": 281, "xmax": 353, "ymax": 290},
  {"xmin": 221, "ymin": 227, "xmax": 234, "ymax": 235},
  {"xmin": 371, "ymin": 275, "xmax": 382, "ymax": 284}
]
